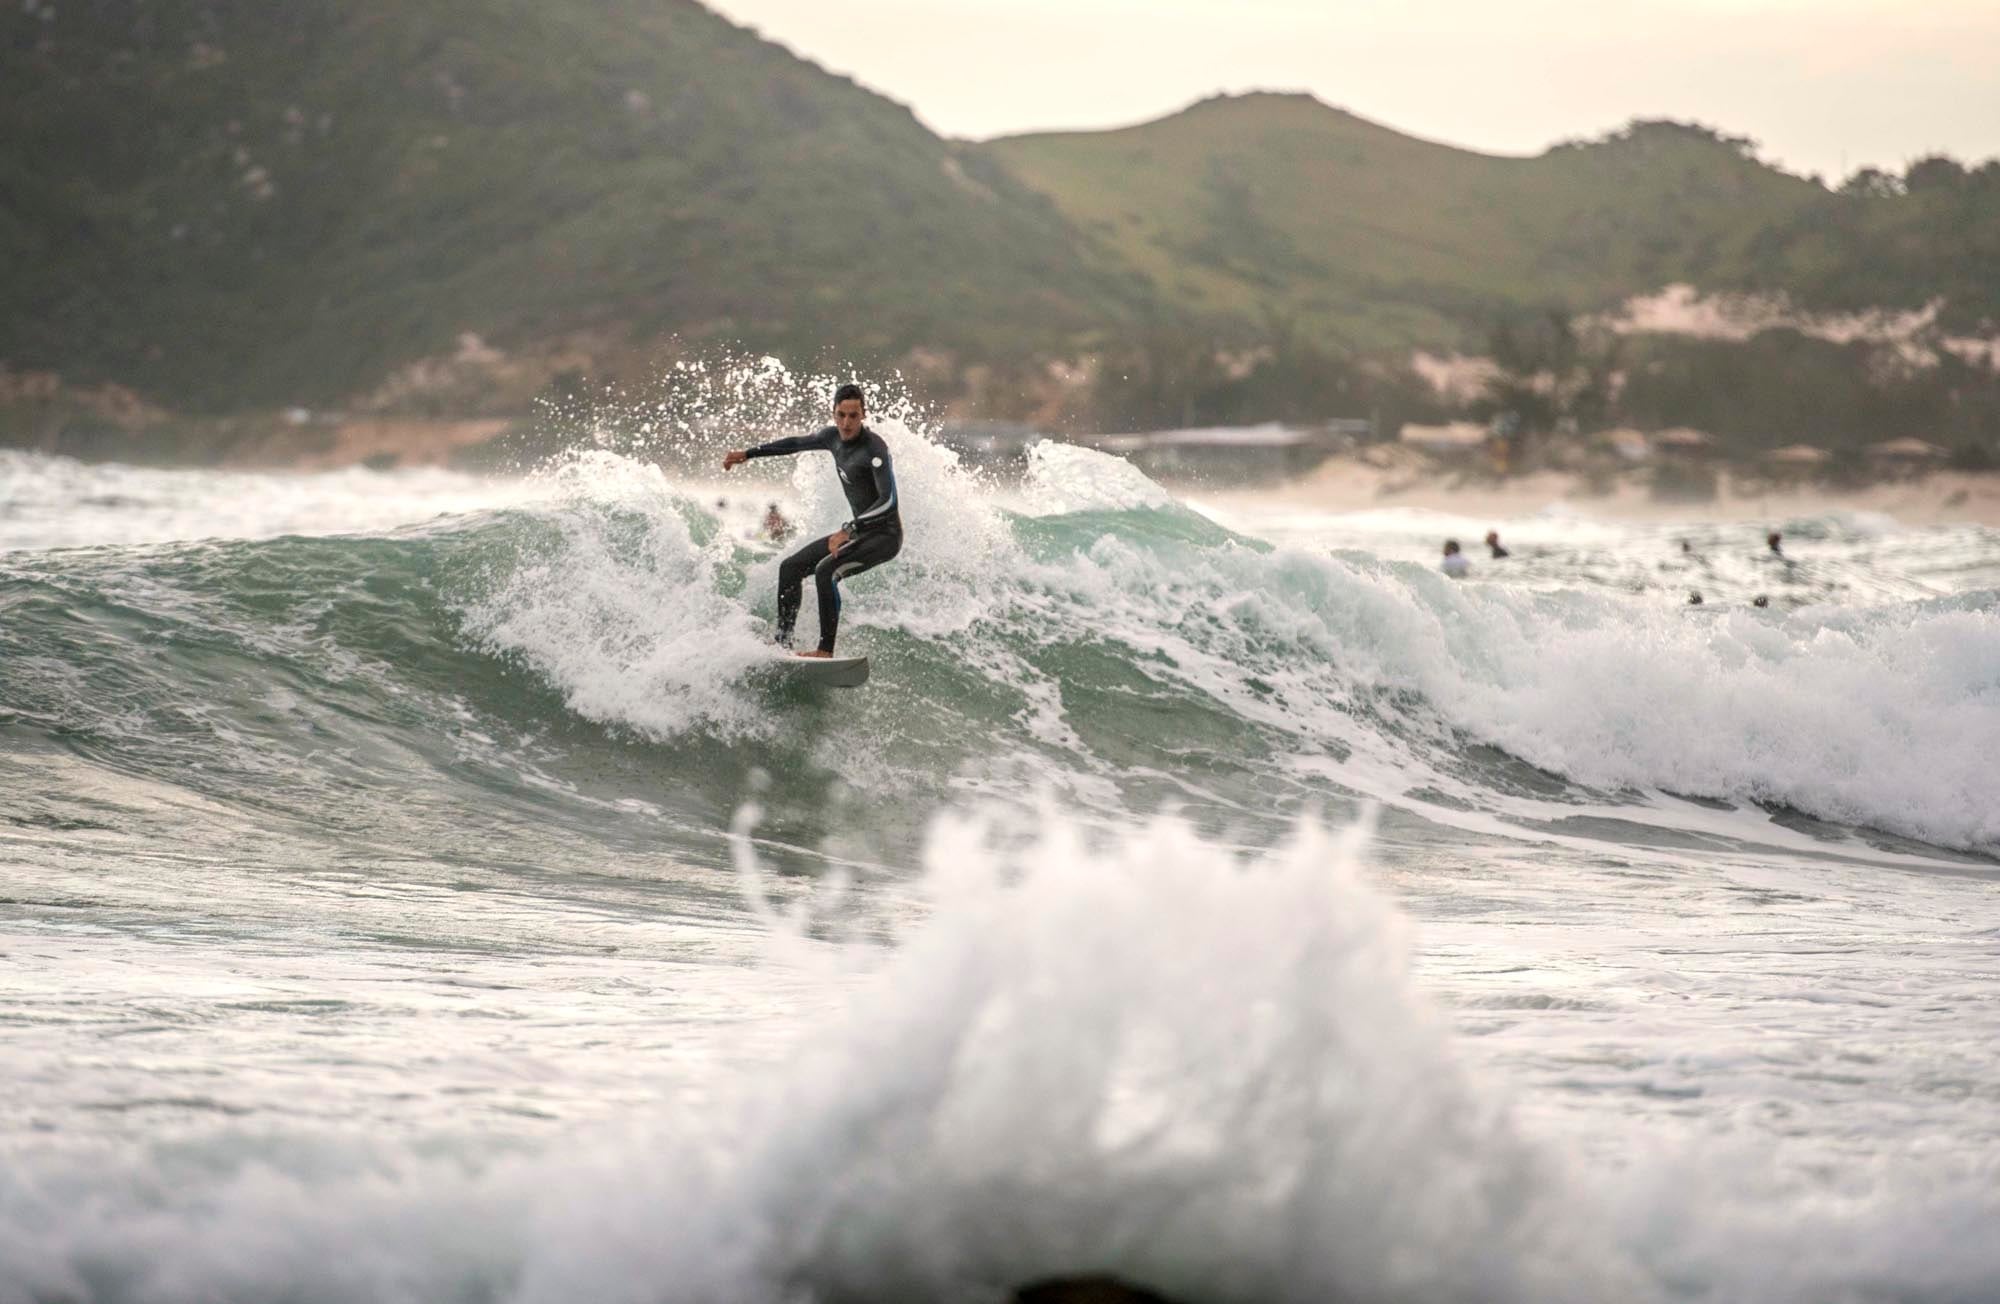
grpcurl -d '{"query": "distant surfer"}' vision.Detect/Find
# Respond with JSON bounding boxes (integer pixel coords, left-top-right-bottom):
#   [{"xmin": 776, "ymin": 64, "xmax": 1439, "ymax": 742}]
[
  {"xmin": 761, "ymin": 502, "xmax": 793, "ymax": 543},
  {"xmin": 1766, "ymin": 530, "xmax": 1784, "ymax": 557},
  {"xmin": 1484, "ymin": 529, "xmax": 1510, "ymax": 559},
  {"xmin": 1440, "ymin": 539, "xmax": 1470, "ymax": 578},
  {"xmin": 721, "ymin": 383, "xmax": 900, "ymax": 657}
]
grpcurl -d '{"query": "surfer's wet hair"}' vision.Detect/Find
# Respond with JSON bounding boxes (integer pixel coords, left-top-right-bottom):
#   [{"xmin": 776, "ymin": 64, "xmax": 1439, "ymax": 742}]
[{"xmin": 833, "ymin": 382, "xmax": 865, "ymax": 409}]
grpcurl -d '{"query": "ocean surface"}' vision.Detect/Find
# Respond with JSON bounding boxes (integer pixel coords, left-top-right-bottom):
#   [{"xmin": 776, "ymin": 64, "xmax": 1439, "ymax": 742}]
[{"xmin": 3, "ymin": 423, "xmax": 1999, "ymax": 1303}]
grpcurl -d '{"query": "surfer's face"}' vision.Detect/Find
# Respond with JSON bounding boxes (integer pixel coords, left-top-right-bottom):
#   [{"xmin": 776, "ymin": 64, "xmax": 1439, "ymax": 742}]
[{"xmin": 833, "ymin": 398, "xmax": 865, "ymax": 440}]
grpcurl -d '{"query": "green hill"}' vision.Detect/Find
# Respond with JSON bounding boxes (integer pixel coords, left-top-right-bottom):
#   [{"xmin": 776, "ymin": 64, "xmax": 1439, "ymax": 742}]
[
  {"xmin": 1735, "ymin": 157, "xmax": 2000, "ymax": 332},
  {"xmin": 5, "ymin": 9, "xmax": 1997, "ymax": 437},
  {"xmin": 1, "ymin": 0, "xmax": 1143, "ymax": 412},
  {"xmin": 982, "ymin": 94, "xmax": 1833, "ymax": 353},
  {"xmin": 980, "ymin": 95, "xmax": 2000, "ymax": 449}
]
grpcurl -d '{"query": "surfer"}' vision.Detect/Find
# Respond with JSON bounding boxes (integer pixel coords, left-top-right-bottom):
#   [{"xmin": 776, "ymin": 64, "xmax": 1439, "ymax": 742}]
[
  {"xmin": 721, "ymin": 383, "xmax": 901, "ymax": 657},
  {"xmin": 1485, "ymin": 530, "xmax": 1510, "ymax": 559},
  {"xmin": 1441, "ymin": 539, "xmax": 1470, "ymax": 578}
]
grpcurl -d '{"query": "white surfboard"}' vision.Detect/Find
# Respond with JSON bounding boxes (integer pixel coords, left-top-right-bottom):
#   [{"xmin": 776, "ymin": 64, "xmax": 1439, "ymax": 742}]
[{"xmin": 771, "ymin": 654, "xmax": 870, "ymax": 688}]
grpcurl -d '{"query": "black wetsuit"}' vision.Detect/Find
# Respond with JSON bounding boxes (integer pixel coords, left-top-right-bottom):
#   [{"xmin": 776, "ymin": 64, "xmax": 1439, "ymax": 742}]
[{"xmin": 743, "ymin": 425, "xmax": 902, "ymax": 653}]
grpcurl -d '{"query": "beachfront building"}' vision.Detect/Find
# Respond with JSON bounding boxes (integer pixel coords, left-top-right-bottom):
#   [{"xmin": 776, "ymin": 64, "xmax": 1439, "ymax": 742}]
[
  {"xmin": 1648, "ymin": 427, "xmax": 1717, "ymax": 501},
  {"xmin": 1764, "ymin": 443, "xmax": 1832, "ymax": 484},
  {"xmin": 1866, "ymin": 437, "xmax": 1947, "ymax": 479},
  {"xmin": 1398, "ymin": 422, "xmax": 1488, "ymax": 455},
  {"xmin": 1649, "ymin": 427, "xmax": 1713, "ymax": 457}
]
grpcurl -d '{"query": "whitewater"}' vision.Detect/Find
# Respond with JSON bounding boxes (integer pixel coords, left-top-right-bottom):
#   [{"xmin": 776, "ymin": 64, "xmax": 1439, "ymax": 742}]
[{"xmin": 3, "ymin": 401, "xmax": 1999, "ymax": 1303}]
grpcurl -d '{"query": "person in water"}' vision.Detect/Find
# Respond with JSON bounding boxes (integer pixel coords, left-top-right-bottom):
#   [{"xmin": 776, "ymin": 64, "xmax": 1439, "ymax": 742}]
[
  {"xmin": 722, "ymin": 382, "xmax": 901, "ymax": 657},
  {"xmin": 1767, "ymin": 530, "xmax": 1784, "ymax": 557},
  {"xmin": 1441, "ymin": 539, "xmax": 1470, "ymax": 578},
  {"xmin": 1484, "ymin": 530, "xmax": 1510, "ymax": 559},
  {"xmin": 761, "ymin": 501, "xmax": 793, "ymax": 543}
]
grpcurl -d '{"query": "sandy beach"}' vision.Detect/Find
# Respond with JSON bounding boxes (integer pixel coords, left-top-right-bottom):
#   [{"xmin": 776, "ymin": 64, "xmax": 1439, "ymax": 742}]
[
  {"xmin": 1231, "ymin": 454, "xmax": 2000, "ymax": 527},
  {"xmin": 173, "ymin": 410, "xmax": 2000, "ymax": 529}
]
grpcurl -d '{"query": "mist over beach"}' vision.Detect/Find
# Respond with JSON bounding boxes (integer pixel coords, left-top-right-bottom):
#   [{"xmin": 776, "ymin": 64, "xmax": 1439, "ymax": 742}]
[{"xmin": 5, "ymin": 4, "xmax": 2000, "ymax": 1303}]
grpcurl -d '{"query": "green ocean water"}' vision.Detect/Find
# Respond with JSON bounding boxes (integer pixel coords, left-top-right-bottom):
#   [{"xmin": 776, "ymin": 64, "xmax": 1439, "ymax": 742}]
[{"xmin": 4, "ymin": 445, "xmax": 2000, "ymax": 1304}]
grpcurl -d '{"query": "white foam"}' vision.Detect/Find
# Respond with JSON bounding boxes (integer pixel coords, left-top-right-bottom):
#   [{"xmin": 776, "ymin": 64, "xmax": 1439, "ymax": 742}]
[
  {"xmin": 37, "ymin": 405, "xmax": 1979, "ymax": 852},
  {"xmin": 6, "ymin": 807, "xmax": 1996, "ymax": 1303},
  {"xmin": 1407, "ymin": 589, "xmax": 2000, "ymax": 850},
  {"xmin": 978, "ymin": 506, "xmax": 2000, "ymax": 851},
  {"xmin": 684, "ymin": 807, "xmax": 1628, "ymax": 1303},
  {"xmin": 778, "ymin": 409, "xmax": 1020, "ymax": 644},
  {"xmin": 1021, "ymin": 440, "xmax": 1175, "ymax": 514},
  {"xmin": 0, "ymin": 811, "xmax": 1600, "ymax": 1301},
  {"xmin": 456, "ymin": 451, "xmax": 777, "ymax": 740},
  {"xmin": 0, "ymin": 450, "xmax": 546, "ymax": 551},
  {"xmin": 467, "ymin": 430, "xmax": 2000, "ymax": 847}
]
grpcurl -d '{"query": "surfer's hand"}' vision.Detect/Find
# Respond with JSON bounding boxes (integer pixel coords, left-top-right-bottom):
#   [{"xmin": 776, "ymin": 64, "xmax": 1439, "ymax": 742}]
[
  {"xmin": 722, "ymin": 450, "xmax": 748, "ymax": 470},
  {"xmin": 828, "ymin": 528, "xmax": 851, "ymax": 554}
]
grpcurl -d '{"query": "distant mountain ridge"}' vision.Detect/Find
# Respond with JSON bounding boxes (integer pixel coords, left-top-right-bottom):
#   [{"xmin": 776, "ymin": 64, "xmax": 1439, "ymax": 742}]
[
  {"xmin": 984, "ymin": 95, "xmax": 1832, "ymax": 354},
  {"xmin": 4, "ymin": 3, "xmax": 1997, "ymax": 426},
  {"xmin": 1, "ymin": 0, "xmax": 1141, "ymax": 412}
]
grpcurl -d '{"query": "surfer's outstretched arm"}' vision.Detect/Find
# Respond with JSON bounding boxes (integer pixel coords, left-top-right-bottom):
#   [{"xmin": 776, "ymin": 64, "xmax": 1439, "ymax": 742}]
[{"xmin": 722, "ymin": 427, "xmax": 838, "ymax": 470}]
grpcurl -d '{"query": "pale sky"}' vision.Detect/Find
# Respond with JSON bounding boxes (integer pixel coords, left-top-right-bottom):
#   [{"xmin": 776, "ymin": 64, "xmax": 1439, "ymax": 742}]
[{"xmin": 708, "ymin": 0, "xmax": 2000, "ymax": 182}]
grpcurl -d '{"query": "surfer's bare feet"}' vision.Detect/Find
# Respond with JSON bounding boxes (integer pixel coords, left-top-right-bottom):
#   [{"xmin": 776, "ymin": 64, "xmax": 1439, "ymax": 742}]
[{"xmin": 797, "ymin": 649, "xmax": 832, "ymax": 659}]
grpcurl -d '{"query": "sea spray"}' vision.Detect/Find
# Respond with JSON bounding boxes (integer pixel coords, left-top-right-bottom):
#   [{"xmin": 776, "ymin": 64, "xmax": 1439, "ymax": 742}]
[
  {"xmin": 265, "ymin": 357, "xmax": 2000, "ymax": 851},
  {"xmin": 11, "ymin": 804, "xmax": 1995, "ymax": 1302},
  {"xmin": 7, "ymin": 394, "xmax": 2000, "ymax": 1304},
  {"xmin": 675, "ymin": 803, "xmax": 1636, "ymax": 1304},
  {"xmin": 0, "ymin": 808, "xmax": 1637, "ymax": 1304},
  {"xmin": 6, "ymin": 436, "xmax": 1997, "ymax": 852},
  {"xmin": 455, "ymin": 451, "xmax": 778, "ymax": 741}
]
